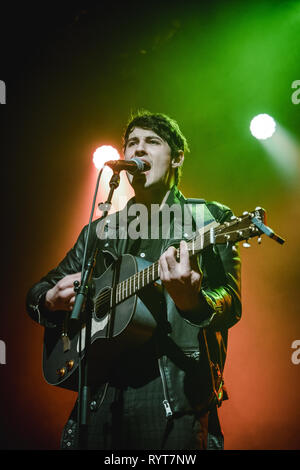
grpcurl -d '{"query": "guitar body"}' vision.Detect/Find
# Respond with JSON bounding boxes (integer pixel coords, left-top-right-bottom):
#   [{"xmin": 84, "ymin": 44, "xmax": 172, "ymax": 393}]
[{"xmin": 42, "ymin": 254, "xmax": 158, "ymax": 390}]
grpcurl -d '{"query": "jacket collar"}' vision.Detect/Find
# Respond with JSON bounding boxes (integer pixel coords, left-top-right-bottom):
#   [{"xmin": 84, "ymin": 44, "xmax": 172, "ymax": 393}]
[{"xmin": 124, "ymin": 185, "xmax": 187, "ymax": 215}]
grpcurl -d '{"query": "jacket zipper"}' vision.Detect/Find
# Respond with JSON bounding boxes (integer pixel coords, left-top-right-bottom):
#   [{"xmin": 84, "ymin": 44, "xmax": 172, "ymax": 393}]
[{"xmin": 158, "ymin": 357, "xmax": 173, "ymax": 419}]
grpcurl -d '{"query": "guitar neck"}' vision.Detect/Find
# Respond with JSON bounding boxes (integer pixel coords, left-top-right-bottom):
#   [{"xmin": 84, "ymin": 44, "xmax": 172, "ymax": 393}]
[
  {"xmin": 96, "ymin": 207, "xmax": 268, "ymax": 306},
  {"xmin": 115, "ymin": 221, "xmax": 218, "ymax": 303},
  {"xmin": 115, "ymin": 260, "xmax": 160, "ymax": 304}
]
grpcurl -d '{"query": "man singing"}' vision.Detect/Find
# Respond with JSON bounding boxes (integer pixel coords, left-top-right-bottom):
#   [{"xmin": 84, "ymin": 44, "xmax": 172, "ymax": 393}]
[{"xmin": 26, "ymin": 110, "xmax": 241, "ymax": 450}]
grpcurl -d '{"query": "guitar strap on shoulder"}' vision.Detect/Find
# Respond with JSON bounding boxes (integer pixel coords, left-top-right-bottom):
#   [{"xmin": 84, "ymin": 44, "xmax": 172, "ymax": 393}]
[
  {"xmin": 184, "ymin": 198, "xmax": 217, "ymax": 235},
  {"xmin": 185, "ymin": 198, "xmax": 206, "ymax": 203}
]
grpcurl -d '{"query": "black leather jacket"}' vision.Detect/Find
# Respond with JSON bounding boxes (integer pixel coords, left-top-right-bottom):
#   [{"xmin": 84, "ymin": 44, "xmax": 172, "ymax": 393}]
[{"xmin": 26, "ymin": 186, "xmax": 241, "ymax": 417}]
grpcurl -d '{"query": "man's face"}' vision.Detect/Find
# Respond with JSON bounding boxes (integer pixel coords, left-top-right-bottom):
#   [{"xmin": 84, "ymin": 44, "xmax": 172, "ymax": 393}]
[{"xmin": 124, "ymin": 127, "xmax": 174, "ymax": 190}]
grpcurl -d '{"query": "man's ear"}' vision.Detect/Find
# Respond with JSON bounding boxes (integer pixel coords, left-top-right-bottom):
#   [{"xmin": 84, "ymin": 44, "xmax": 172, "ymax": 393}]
[{"xmin": 171, "ymin": 150, "xmax": 184, "ymax": 168}]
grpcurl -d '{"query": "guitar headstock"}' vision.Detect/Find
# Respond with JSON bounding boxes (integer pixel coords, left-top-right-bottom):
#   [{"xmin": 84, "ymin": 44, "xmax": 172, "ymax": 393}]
[
  {"xmin": 215, "ymin": 207, "xmax": 266, "ymax": 246},
  {"xmin": 186, "ymin": 207, "xmax": 284, "ymax": 255}
]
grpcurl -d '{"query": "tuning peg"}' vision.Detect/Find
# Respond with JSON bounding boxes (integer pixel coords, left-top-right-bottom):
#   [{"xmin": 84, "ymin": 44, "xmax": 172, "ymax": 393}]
[
  {"xmin": 232, "ymin": 245, "xmax": 237, "ymax": 252},
  {"xmin": 257, "ymin": 237, "xmax": 262, "ymax": 244},
  {"xmin": 243, "ymin": 240, "xmax": 251, "ymax": 248},
  {"xmin": 242, "ymin": 211, "xmax": 249, "ymax": 215}
]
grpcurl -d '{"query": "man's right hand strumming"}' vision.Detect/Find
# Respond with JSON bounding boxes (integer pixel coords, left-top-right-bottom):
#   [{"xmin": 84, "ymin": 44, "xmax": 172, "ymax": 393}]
[{"xmin": 45, "ymin": 272, "xmax": 81, "ymax": 312}]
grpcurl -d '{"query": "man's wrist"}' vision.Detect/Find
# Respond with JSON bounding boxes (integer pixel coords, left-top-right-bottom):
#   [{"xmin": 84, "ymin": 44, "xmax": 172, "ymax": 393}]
[
  {"xmin": 177, "ymin": 289, "xmax": 216, "ymax": 325},
  {"xmin": 175, "ymin": 294, "xmax": 201, "ymax": 313}
]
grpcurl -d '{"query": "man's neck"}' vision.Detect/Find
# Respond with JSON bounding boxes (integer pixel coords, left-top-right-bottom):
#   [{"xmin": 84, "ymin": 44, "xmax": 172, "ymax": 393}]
[{"xmin": 134, "ymin": 184, "xmax": 173, "ymax": 210}]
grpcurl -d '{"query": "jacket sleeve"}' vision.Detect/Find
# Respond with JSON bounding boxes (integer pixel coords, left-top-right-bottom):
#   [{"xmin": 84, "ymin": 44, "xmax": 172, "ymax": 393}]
[
  {"xmin": 180, "ymin": 202, "xmax": 242, "ymax": 330},
  {"xmin": 25, "ymin": 225, "xmax": 88, "ymax": 328}
]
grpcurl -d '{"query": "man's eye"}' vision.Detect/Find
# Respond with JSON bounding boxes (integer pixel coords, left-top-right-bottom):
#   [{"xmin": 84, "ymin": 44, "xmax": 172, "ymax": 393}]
[
  {"xmin": 150, "ymin": 140, "xmax": 160, "ymax": 144},
  {"xmin": 127, "ymin": 141, "xmax": 136, "ymax": 147}
]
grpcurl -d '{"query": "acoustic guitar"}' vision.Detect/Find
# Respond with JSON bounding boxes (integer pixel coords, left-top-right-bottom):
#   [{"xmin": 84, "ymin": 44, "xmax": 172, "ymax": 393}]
[{"xmin": 42, "ymin": 207, "xmax": 284, "ymax": 391}]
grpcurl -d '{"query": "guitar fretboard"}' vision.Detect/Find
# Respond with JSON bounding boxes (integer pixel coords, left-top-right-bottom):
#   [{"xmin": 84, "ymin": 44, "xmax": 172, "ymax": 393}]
[
  {"xmin": 95, "ymin": 223, "xmax": 218, "ymax": 309},
  {"xmin": 93, "ymin": 208, "xmax": 266, "ymax": 312},
  {"xmin": 116, "ymin": 260, "xmax": 160, "ymax": 303}
]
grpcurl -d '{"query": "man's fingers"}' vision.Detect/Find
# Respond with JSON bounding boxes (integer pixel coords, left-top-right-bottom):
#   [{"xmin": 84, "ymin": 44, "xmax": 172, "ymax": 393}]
[
  {"xmin": 179, "ymin": 240, "xmax": 190, "ymax": 270},
  {"xmin": 57, "ymin": 286, "xmax": 76, "ymax": 302},
  {"xmin": 57, "ymin": 272, "xmax": 81, "ymax": 290},
  {"xmin": 180, "ymin": 240, "xmax": 200, "ymax": 273},
  {"xmin": 159, "ymin": 254, "xmax": 170, "ymax": 281},
  {"xmin": 159, "ymin": 246, "xmax": 178, "ymax": 281},
  {"xmin": 160, "ymin": 244, "xmax": 192, "ymax": 280},
  {"xmin": 69, "ymin": 296, "xmax": 76, "ymax": 309},
  {"xmin": 164, "ymin": 246, "xmax": 178, "ymax": 270},
  {"xmin": 45, "ymin": 272, "xmax": 81, "ymax": 312},
  {"xmin": 189, "ymin": 254, "xmax": 201, "ymax": 274}
]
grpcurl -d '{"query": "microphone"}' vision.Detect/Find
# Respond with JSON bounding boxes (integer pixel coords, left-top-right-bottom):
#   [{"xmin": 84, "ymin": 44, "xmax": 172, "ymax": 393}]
[{"xmin": 105, "ymin": 157, "xmax": 151, "ymax": 174}]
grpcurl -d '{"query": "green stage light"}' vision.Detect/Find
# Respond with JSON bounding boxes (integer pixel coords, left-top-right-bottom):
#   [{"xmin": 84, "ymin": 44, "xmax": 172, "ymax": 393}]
[{"xmin": 250, "ymin": 114, "xmax": 276, "ymax": 140}]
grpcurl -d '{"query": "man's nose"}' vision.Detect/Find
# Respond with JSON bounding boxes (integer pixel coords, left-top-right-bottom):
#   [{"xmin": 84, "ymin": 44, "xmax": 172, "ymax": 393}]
[{"xmin": 134, "ymin": 142, "xmax": 147, "ymax": 157}]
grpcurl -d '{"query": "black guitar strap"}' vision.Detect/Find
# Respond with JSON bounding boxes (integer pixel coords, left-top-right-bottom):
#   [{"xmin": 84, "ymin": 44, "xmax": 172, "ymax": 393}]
[{"xmin": 184, "ymin": 197, "xmax": 216, "ymax": 233}]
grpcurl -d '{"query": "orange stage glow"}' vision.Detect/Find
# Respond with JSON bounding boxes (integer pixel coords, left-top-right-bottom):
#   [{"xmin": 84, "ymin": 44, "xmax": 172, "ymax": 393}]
[{"xmin": 2, "ymin": 143, "xmax": 299, "ymax": 450}]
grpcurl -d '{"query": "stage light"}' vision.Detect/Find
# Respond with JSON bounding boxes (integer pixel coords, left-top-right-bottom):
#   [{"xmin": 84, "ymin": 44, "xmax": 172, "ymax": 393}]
[
  {"xmin": 93, "ymin": 145, "xmax": 120, "ymax": 170},
  {"xmin": 250, "ymin": 114, "xmax": 276, "ymax": 140}
]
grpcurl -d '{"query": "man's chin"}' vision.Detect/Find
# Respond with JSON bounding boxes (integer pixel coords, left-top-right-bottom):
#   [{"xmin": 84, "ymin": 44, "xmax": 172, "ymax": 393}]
[{"xmin": 132, "ymin": 174, "xmax": 151, "ymax": 189}]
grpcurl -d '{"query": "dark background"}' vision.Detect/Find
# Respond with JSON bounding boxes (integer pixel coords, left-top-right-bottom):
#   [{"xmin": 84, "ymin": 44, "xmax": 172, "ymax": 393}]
[{"xmin": 0, "ymin": 0, "xmax": 300, "ymax": 450}]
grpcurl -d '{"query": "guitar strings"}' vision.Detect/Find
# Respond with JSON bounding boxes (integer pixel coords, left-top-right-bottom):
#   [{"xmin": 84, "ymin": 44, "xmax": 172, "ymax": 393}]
[
  {"xmin": 93, "ymin": 215, "xmax": 252, "ymax": 312},
  {"xmin": 93, "ymin": 229, "xmax": 227, "ymax": 311},
  {"xmin": 93, "ymin": 260, "xmax": 160, "ymax": 312},
  {"xmin": 94, "ymin": 228, "xmax": 234, "ymax": 311}
]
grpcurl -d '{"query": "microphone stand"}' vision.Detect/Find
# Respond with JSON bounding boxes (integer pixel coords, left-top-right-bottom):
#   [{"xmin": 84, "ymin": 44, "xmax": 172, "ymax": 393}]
[{"xmin": 70, "ymin": 168, "xmax": 121, "ymax": 450}]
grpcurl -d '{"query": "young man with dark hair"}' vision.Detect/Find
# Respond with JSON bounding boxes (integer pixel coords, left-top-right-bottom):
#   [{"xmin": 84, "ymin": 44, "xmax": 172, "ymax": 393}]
[
  {"xmin": 26, "ymin": 110, "xmax": 241, "ymax": 450},
  {"xmin": 123, "ymin": 110, "xmax": 190, "ymax": 187}
]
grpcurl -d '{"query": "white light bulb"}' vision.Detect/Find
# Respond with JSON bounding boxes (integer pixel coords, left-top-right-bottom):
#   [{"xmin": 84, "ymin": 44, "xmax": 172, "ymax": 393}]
[
  {"xmin": 250, "ymin": 114, "xmax": 276, "ymax": 140},
  {"xmin": 93, "ymin": 145, "xmax": 120, "ymax": 170}
]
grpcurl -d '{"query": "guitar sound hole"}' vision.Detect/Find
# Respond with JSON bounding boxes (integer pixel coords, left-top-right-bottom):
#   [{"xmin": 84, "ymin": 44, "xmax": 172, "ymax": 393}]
[{"xmin": 93, "ymin": 287, "xmax": 111, "ymax": 320}]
